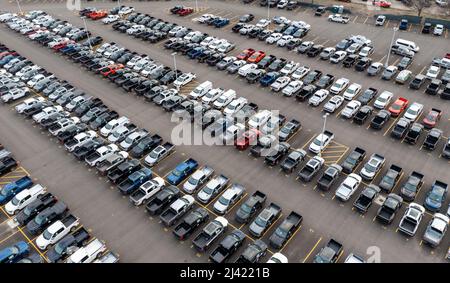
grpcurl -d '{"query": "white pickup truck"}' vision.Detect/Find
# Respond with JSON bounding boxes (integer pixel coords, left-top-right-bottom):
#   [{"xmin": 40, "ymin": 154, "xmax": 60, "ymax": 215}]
[
  {"xmin": 36, "ymin": 214, "xmax": 80, "ymax": 250},
  {"xmin": 328, "ymin": 14, "xmax": 350, "ymax": 24},
  {"xmin": 5, "ymin": 184, "xmax": 46, "ymax": 215},
  {"xmin": 66, "ymin": 239, "xmax": 107, "ymax": 263}
]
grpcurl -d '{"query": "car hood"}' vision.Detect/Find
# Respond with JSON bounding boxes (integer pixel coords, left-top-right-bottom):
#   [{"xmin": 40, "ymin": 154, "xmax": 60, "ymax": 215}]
[
  {"xmin": 213, "ymin": 201, "xmax": 227, "ymax": 213},
  {"xmin": 249, "ymin": 222, "xmax": 264, "ymax": 236},
  {"xmin": 197, "ymin": 190, "xmax": 211, "ymax": 202}
]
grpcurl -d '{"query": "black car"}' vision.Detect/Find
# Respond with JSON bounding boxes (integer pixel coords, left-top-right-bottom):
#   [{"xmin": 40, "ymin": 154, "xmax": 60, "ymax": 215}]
[
  {"xmin": 57, "ymin": 123, "xmax": 88, "ymax": 143},
  {"xmin": 397, "ymin": 56, "xmax": 412, "ymax": 71},
  {"xmin": 257, "ymin": 30, "xmax": 272, "ymax": 41},
  {"xmin": 89, "ymin": 111, "xmax": 118, "ymax": 131},
  {"xmin": 357, "ymin": 88, "xmax": 378, "ymax": 105},
  {"xmin": 353, "ymin": 105, "xmax": 373, "ymax": 125},
  {"xmin": 315, "ymin": 74, "xmax": 334, "ymax": 89},
  {"xmin": 303, "ymin": 70, "xmax": 322, "ymax": 85},
  {"xmin": 232, "ymin": 23, "xmax": 245, "ymax": 33},
  {"xmin": 135, "ymin": 80, "xmax": 159, "ymax": 96},
  {"xmin": 246, "ymin": 69, "xmax": 266, "ymax": 84},
  {"xmin": 73, "ymin": 98, "xmax": 104, "ymax": 117},
  {"xmin": 370, "ymin": 110, "xmax": 391, "ymax": 129},
  {"xmin": 46, "ymin": 227, "xmax": 90, "ymax": 262},
  {"xmin": 257, "ymin": 55, "xmax": 276, "ymax": 69},
  {"xmin": 422, "ymin": 22, "xmax": 432, "ymax": 34},
  {"xmin": 122, "ymin": 77, "xmax": 144, "ymax": 92},
  {"xmin": 343, "ymin": 54, "xmax": 359, "ymax": 68},
  {"xmin": 269, "ymin": 211, "xmax": 302, "ymax": 249},
  {"xmin": 145, "ymin": 186, "xmax": 180, "ymax": 215},
  {"xmin": 409, "ymin": 74, "xmax": 426, "ymax": 90},
  {"xmin": 130, "ymin": 134, "xmax": 163, "ymax": 158},
  {"xmin": 296, "ymin": 84, "xmax": 317, "ymax": 101},
  {"xmin": 172, "ymin": 208, "xmax": 209, "ymax": 240},
  {"xmin": 107, "ymin": 159, "xmax": 141, "ymax": 184},
  {"xmin": 307, "ymin": 45, "xmax": 323, "ymax": 57},
  {"xmin": 206, "ymin": 53, "xmax": 225, "ymax": 66},
  {"xmin": 209, "ymin": 230, "xmax": 246, "ymax": 263},
  {"xmin": 15, "ymin": 193, "xmax": 58, "ymax": 226},
  {"xmin": 425, "ymin": 79, "xmax": 441, "ymax": 95},
  {"xmin": 26, "ymin": 202, "xmax": 68, "ymax": 235},
  {"xmin": 355, "ymin": 57, "xmax": 372, "ymax": 71},
  {"xmin": 268, "ymin": 58, "xmax": 287, "ymax": 72},
  {"xmin": 72, "ymin": 138, "xmax": 105, "ymax": 160},
  {"xmin": 0, "ymin": 156, "xmax": 17, "ymax": 176}
]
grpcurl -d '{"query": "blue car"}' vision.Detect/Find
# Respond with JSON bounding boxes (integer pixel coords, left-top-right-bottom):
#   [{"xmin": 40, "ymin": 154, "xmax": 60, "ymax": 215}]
[
  {"xmin": 0, "ymin": 55, "xmax": 17, "ymax": 67},
  {"xmin": 214, "ymin": 18, "xmax": 230, "ymax": 28},
  {"xmin": 0, "ymin": 241, "xmax": 30, "ymax": 263},
  {"xmin": 0, "ymin": 176, "xmax": 33, "ymax": 204},
  {"xmin": 399, "ymin": 19, "xmax": 408, "ymax": 30},
  {"xmin": 166, "ymin": 158, "xmax": 198, "ymax": 186},
  {"xmin": 188, "ymin": 47, "xmax": 205, "ymax": 59},
  {"xmin": 283, "ymin": 26, "xmax": 298, "ymax": 36},
  {"xmin": 60, "ymin": 44, "xmax": 77, "ymax": 54},
  {"xmin": 424, "ymin": 180, "xmax": 448, "ymax": 212},
  {"xmin": 260, "ymin": 72, "xmax": 280, "ymax": 87}
]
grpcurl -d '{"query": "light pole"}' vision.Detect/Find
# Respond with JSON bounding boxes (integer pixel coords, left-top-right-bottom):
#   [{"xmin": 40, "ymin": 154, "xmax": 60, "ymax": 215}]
[
  {"xmin": 172, "ymin": 52, "xmax": 179, "ymax": 90},
  {"xmin": 267, "ymin": 3, "xmax": 270, "ymax": 20},
  {"xmin": 15, "ymin": 0, "xmax": 23, "ymax": 15},
  {"xmin": 318, "ymin": 113, "xmax": 329, "ymax": 158},
  {"xmin": 385, "ymin": 27, "xmax": 398, "ymax": 68},
  {"xmin": 82, "ymin": 18, "xmax": 92, "ymax": 51},
  {"xmin": 195, "ymin": 0, "xmax": 199, "ymax": 12}
]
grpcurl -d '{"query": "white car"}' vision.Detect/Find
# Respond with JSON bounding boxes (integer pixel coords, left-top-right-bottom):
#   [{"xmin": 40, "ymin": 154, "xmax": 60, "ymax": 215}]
[
  {"xmin": 15, "ymin": 97, "xmax": 45, "ymax": 114},
  {"xmin": 282, "ymin": 80, "xmax": 303, "ymax": 96},
  {"xmin": 195, "ymin": 14, "xmax": 214, "ymax": 23},
  {"xmin": 85, "ymin": 144, "xmax": 119, "ymax": 167},
  {"xmin": 359, "ymin": 46, "xmax": 373, "ymax": 57},
  {"xmin": 341, "ymin": 100, "xmax": 361, "ymax": 119},
  {"xmin": 223, "ymin": 97, "xmax": 248, "ymax": 116},
  {"xmin": 328, "ymin": 14, "xmax": 350, "ymax": 24},
  {"xmin": 433, "ymin": 24, "xmax": 444, "ymax": 36},
  {"xmin": 173, "ymin": 72, "xmax": 196, "ymax": 88},
  {"xmin": 217, "ymin": 42, "xmax": 235, "ymax": 53},
  {"xmin": 277, "ymin": 35, "xmax": 293, "ymax": 47},
  {"xmin": 330, "ymin": 51, "xmax": 347, "ymax": 64},
  {"xmin": 266, "ymin": 33, "xmax": 283, "ymax": 44},
  {"xmin": 343, "ymin": 83, "xmax": 362, "ymax": 100},
  {"xmin": 1, "ymin": 87, "xmax": 30, "ymax": 103},
  {"xmin": 102, "ymin": 15, "xmax": 120, "ymax": 24},
  {"xmin": 426, "ymin": 65, "xmax": 440, "ymax": 80},
  {"xmin": 213, "ymin": 184, "xmax": 245, "ymax": 215},
  {"xmin": 395, "ymin": 70, "xmax": 412, "ymax": 84},
  {"xmin": 238, "ymin": 63, "xmax": 258, "ymax": 77},
  {"xmin": 375, "ymin": 15, "xmax": 386, "ymax": 26},
  {"xmin": 330, "ymin": 78, "xmax": 350, "ymax": 95},
  {"xmin": 100, "ymin": 116, "xmax": 129, "ymax": 137},
  {"xmin": 256, "ymin": 18, "xmax": 271, "ymax": 28},
  {"xmin": 346, "ymin": 43, "xmax": 361, "ymax": 54},
  {"xmin": 202, "ymin": 88, "xmax": 224, "ymax": 104},
  {"xmin": 320, "ymin": 47, "xmax": 335, "ymax": 60},
  {"xmin": 200, "ymin": 36, "xmax": 216, "ymax": 47},
  {"xmin": 308, "ymin": 89, "xmax": 329, "ymax": 106},
  {"xmin": 118, "ymin": 6, "xmax": 135, "ymax": 16},
  {"xmin": 291, "ymin": 66, "xmax": 310, "ymax": 80},
  {"xmin": 49, "ymin": 117, "xmax": 80, "ymax": 136},
  {"xmin": 32, "ymin": 106, "xmax": 63, "ymax": 123},
  {"xmin": 335, "ymin": 174, "xmax": 362, "ymax": 201},
  {"xmin": 309, "ymin": 131, "xmax": 334, "ymax": 154},
  {"xmin": 36, "ymin": 216, "xmax": 80, "ymax": 250},
  {"xmin": 373, "ymin": 91, "xmax": 393, "ymax": 109},
  {"xmin": 267, "ymin": 253, "xmax": 288, "ymax": 263},
  {"xmin": 280, "ymin": 61, "xmax": 300, "ymax": 76},
  {"xmin": 323, "ymin": 95, "xmax": 344, "ymax": 113},
  {"xmin": 270, "ymin": 76, "xmax": 291, "ymax": 92},
  {"xmin": 5, "ymin": 184, "xmax": 46, "ymax": 215},
  {"xmin": 403, "ymin": 102, "xmax": 423, "ymax": 121},
  {"xmin": 129, "ymin": 177, "xmax": 165, "ymax": 206},
  {"xmin": 66, "ymin": 239, "xmax": 107, "ymax": 263},
  {"xmin": 248, "ymin": 110, "xmax": 272, "ymax": 129},
  {"xmin": 65, "ymin": 130, "xmax": 97, "ymax": 152}
]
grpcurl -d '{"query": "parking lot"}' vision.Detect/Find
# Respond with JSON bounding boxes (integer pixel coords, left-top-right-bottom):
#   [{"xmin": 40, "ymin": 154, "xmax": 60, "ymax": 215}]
[{"xmin": 0, "ymin": 0, "xmax": 449, "ymax": 263}]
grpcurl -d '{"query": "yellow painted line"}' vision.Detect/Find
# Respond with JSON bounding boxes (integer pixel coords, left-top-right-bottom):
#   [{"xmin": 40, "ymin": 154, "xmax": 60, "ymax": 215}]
[
  {"xmin": 259, "ymin": 212, "xmax": 282, "ymax": 239},
  {"xmin": 336, "ymin": 249, "xmax": 344, "ymax": 262},
  {"xmin": 301, "ymin": 135, "xmax": 316, "ymax": 151},
  {"xmin": 0, "ymin": 175, "xmax": 27, "ymax": 179},
  {"xmin": 302, "ymin": 237, "xmax": 322, "ymax": 263},
  {"xmin": 285, "ymin": 127, "xmax": 302, "ymax": 143},
  {"xmin": 321, "ymin": 150, "xmax": 348, "ymax": 154},
  {"xmin": 0, "ymin": 230, "xmax": 20, "ymax": 245},
  {"xmin": 383, "ymin": 116, "xmax": 400, "ymax": 136},
  {"xmin": 17, "ymin": 226, "xmax": 48, "ymax": 262}
]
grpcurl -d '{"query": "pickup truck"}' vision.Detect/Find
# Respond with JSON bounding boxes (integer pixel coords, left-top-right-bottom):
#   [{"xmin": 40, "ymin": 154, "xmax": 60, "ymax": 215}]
[
  {"xmin": 398, "ymin": 203, "xmax": 426, "ymax": 236},
  {"xmin": 96, "ymin": 151, "xmax": 128, "ymax": 175},
  {"xmin": 66, "ymin": 238, "xmax": 107, "ymax": 263},
  {"xmin": 298, "ymin": 156, "xmax": 324, "ymax": 182},
  {"xmin": 144, "ymin": 142, "xmax": 174, "ymax": 167},
  {"xmin": 26, "ymin": 201, "xmax": 68, "ymax": 235},
  {"xmin": 280, "ymin": 149, "xmax": 307, "ymax": 174},
  {"xmin": 353, "ymin": 185, "xmax": 381, "ymax": 214},
  {"xmin": 84, "ymin": 144, "xmax": 118, "ymax": 166},
  {"xmin": 378, "ymin": 164, "xmax": 403, "ymax": 193},
  {"xmin": 5, "ymin": 184, "xmax": 46, "ymax": 215},
  {"xmin": 183, "ymin": 165, "xmax": 214, "ymax": 194},
  {"xmin": 264, "ymin": 142, "xmax": 291, "ymax": 166},
  {"xmin": 269, "ymin": 211, "xmax": 303, "ymax": 249},
  {"xmin": 73, "ymin": 138, "xmax": 105, "ymax": 160},
  {"xmin": 400, "ymin": 171, "xmax": 424, "ymax": 201},
  {"xmin": 146, "ymin": 185, "xmax": 180, "ymax": 215},
  {"xmin": 235, "ymin": 240, "xmax": 267, "ymax": 263},
  {"xmin": 14, "ymin": 193, "xmax": 58, "ymax": 226},
  {"xmin": 422, "ymin": 128, "xmax": 443, "ymax": 150},
  {"xmin": 46, "ymin": 227, "xmax": 90, "ymax": 263},
  {"xmin": 249, "ymin": 202, "xmax": 282, "ymax": 238},
  {"xmin": 93, "ymin": 251, "xmax": 120, "ymax": 263},
  {"xmin": 129, "ymin": 177, "xmax": 165, "ymax": 206},
  {"xmin": 391, "ymin": 118, "xmax": 410, "ymax": 139},
  {"xmin": 196, "ymin": 174, "xmax": 229, "ymax": 204},
  {"xmin": 159, "ymin": 195, "xmax": 195, "ymax": 226},
  {"xmin": 249, "ymin": 134, "xmax": 276, "ymax": 157},
  {"xmin": 167, "ymin": 158, "xmax": 199, "ymax": 186},
  {"xmin": 316, "ymin": 164, "xmax": 342, "ymax": 191},
  {"xmin": 424, "ymin": 180, "xmax": 448, "ymax": 212},
  {"xmin": 376, "ymin": 193, "xmax": 403, "ymax": 224},
  {"xmin": 360, "ymin": 153, "xmax": 385, "ymax": 181},
  {"xmin": 313, "ymin": 239, "xmax": 343, "ymax": 263},
  {"xmin": 118, "ymin": 167, "xmax": 152, "ymax": 195},
  {"xmin": 192, "ymin": 216, "xmax": 228, "ymax": 252},
  {"xmin": 0, "ymin": 176, "xmax": 33, "ymax": 205},
  {"xmin": 0, "ymin": 156, "xmax": 17, "ymax": 176},
  {"xmin": 130, "ymin": 134, "xmax": 162, "ymax": 158},
  {"xmin": 35, "ymin": 214, "xmax": 80, "ymax": 250},
  {"xmin": 107, "ymin": 159, "xmax": 141, "ymax": 184},
  {"xmin": 235, "ymin": 190, "xmax": 267, "ymax": 224},
  {"xmin": 328, "ymin": 14, "xmax": 350, "ymax": 24},
  {"xmin": 209, "ymin": 229, "xmax": 246, "ymax": 263},
  {"xmin": 404, "ymin": 123, "xmax": 424, "ymax": 144},
  {"xmin": 172, "ymin": 207, "xmax": 209, "ymax": 240},
  {"xmin": 422, "ymin": 213, "xmax": 449, "ymax": 247}
]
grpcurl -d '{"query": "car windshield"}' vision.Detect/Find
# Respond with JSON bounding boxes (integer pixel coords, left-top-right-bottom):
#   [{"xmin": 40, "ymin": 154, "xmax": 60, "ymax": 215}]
[
  {"xmin": 378, "ymin": 97, "xmax": 387, "ymax": 103},
  {"xmin": 218, "ymin": 196, "xmax": 230, "ymax": 206},
  {"xmin": 188, "ymin": 177, "xmax": 199, "ymax": 186},
  {"xmin": 149, "ymin": 151, "xmax": 159, "ymax": 159},
  {"xmin": 105, "ymin": 123, "xmax": 114, "ymax": 130},
  {"xmin": 112, "ymin": 131, "xmax": 121, "ymax": 138},
  {"xmin": 391, "ymin": 103, "xmax": 401, "ymax": 110},
  {"xmin": 404, "ymin": 182, "xmax": 416, "ymax": 192},
  {"xmin": 406, "ymin": 108, "xmax": 418, "ymax": 115},
  {"xmin": 255, "ymin": 216, "xmax": 267, "ymax": 227},
  {"xmin": 202, "ymin": 185, "xmax": 214, "ymax": 195},
  {"xmin": 240, "ymin": 203, "xmax": 252, "ymax": 214},
  {"xmin": 383, "ymin": 175, "xmax": 394, "ymax": 184},
  {"xmin": 275, "ymin": 227, "xmax": 288, "ymax": 238},
  {"xmin": 35, "ymin": 214, "xmax": 46, "ymax": 225},
  {"xmin": 124, "ymin": 136, "xmax": 133, "ymax": 144},
  {"xmin": 0, "ymin": 189, "xmax": 9, "ymax": 197},
  {"xmin": 365, "ymin": 163, "xmax": 376, "ymax": 173},
  {"xmin": 54, "ymin": 242, "xmax": 66, "ymax": 254},
  {"xmin": 429, "ymin": 190, "xmax": 442, "ymax": 202},
  {"xmin": 43, "ymin": 229, "xmax": 53, "ymax": 240},
  {"xmin": 11, "ymin": 196, "xmax": 20, "ymax": 206},
  {"xmin": 313, "ymin": 138, "xmax": 325, "ymax": 146}
]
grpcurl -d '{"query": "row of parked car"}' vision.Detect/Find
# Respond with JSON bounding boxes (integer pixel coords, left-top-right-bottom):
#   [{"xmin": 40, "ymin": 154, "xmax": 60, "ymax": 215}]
[
  {"xmin": 0, "ymin": 15, "xmax": 311, "ymax": 263},
  {"xmin": 0, "ymin": 144, "xmax": 117, "ymax": 263}
]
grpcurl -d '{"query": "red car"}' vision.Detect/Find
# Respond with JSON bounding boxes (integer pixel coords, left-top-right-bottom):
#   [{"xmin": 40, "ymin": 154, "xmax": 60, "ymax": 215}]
[
  {"xmin": 422, "ymin": 108, "xmax": 442, "ymax": 128},
  {"xmin": 88, "ymin": 11, "xmax": 108, "ymax": 20},
  {"xmin": 177, "ymin": 7, "xmax": 194, "ymax": 16},
  {"xmin": 236, "ymin": 48, "xmax": 255, "ymax": 61},
  {"xmin": 445, "ymin": 53, "xmax": 450, "ymax": 60},
  {"xmin": 388, "ymin": 97, "xmax": 408, "ymax": 117},
  {"xmin": 53, "ymin": 40, "xmax": 74, "ymax": 51},
  {"xmin": 0, "ymin": 51, "xmax": 17, "ymax": 60},
  {"xmin": 235, "ymin": 129, "xmax": 261, "ymax": 150},
  {"xmin": 99, "ymin": 64, "xmax": 124, "ymax": 77},
  {"xmin": 247, "ymin": 50, "xmax": 266, "ymax": 63},
  {"xmin": 374, "ymin": 0, "xmax": 391, "ymax": 8}
]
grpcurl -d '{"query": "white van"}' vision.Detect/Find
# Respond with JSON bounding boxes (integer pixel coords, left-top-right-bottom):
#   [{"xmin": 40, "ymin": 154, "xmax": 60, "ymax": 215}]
[
  {"xmin": 213, "ymin": 89, "xmax": 236, "ymax": 109},
  {"xmin": 238, "ymin": 63, "xmax": 257, "ymax": 77},
  {"xmin": 189, "ymin": 81, "xmax": 213, "ymax": 99},
  {"xmin": 394, "ymin": 39, "xmax": 419, "ymax": 53}
]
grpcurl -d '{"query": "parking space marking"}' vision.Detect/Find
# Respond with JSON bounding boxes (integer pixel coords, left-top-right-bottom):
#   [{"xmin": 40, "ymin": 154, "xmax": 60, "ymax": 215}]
[
  {"xmin": 383, "ymin": 116, "xmax": 400, "ymax": 136},
  {"xmin": 279, "ymin": 224, "xmax": 302, "ymax": 253},
  {"xmin": 301, "ymin": 236, "xmax": 322, "ymax": 263}
]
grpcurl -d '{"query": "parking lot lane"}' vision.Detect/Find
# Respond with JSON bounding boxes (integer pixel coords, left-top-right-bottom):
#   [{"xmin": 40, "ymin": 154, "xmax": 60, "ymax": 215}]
[{"xmin": 301, "ymin": 236, "xmax": 322, "ymax": 263}]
